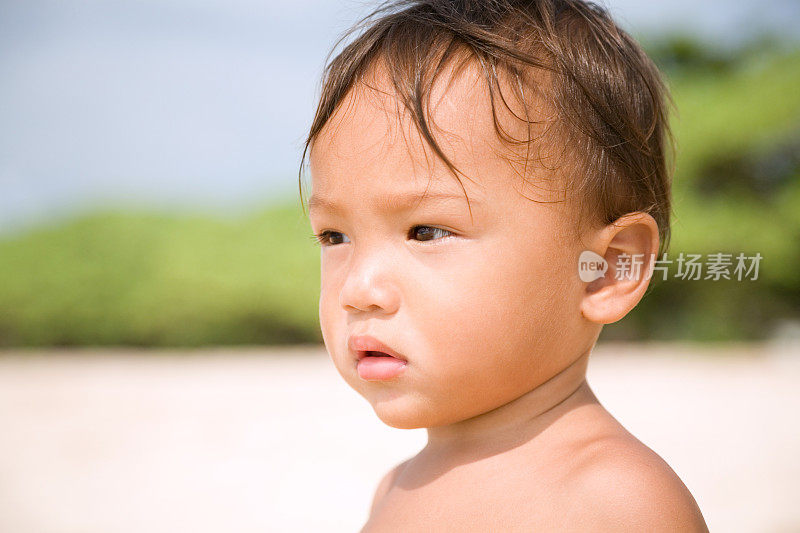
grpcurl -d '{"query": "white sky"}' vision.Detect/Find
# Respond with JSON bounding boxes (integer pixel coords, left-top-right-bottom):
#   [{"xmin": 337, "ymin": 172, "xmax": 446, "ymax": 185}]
[{"xmin": 0, "ymin": 0, "xmax": 798, "ymax": 232}]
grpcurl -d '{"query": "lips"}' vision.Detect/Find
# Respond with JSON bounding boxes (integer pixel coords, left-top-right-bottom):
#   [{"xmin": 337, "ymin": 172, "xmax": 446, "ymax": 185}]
[
  {"xmin": 348, "ymin": 335, "xmax": 407, "ymax": 362},
  {"xmin": 348, "ymin": 335, "xmax": 408, "ymax": 381}
]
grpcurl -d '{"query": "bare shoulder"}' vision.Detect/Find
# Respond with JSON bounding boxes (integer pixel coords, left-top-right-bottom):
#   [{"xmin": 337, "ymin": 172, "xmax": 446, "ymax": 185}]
[
  {"xmin": 563, "ymin": 434, "xmax": 709, "ymax": 532},
  {"xmin": 368, "ymin": 458, "xmax": 411, "ymax": 517}
]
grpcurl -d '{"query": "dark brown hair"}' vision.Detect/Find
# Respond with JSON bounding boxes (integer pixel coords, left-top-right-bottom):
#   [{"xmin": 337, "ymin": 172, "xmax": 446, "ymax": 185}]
[{"xmin": 299, "ymin": 0, "xmax": 676, "ymax": 255}]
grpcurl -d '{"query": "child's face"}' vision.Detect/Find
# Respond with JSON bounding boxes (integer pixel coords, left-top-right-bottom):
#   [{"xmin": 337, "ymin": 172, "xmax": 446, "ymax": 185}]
[{"xmin": 308, "ymin": 62, "xmax": 596, "ymax": 429}]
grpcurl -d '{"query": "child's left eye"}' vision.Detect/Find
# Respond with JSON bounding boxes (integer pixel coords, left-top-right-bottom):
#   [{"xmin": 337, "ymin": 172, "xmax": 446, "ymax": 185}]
[
  {"xmin": 409, "ymin": 225, "xmax": 455, "ymax": 243},
  {"xmin": 310, "ymin": 225, "xmax": 455, "ymax": 247}
]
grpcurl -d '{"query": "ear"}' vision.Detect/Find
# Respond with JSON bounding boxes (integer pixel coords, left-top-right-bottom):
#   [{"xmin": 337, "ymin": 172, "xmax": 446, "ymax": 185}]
[{"xmin": 580, "ymin": 212, "xmax": 660, "ymax": 324}]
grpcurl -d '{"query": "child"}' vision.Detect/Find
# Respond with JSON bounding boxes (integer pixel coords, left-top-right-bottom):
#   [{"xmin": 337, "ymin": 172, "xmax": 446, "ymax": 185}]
[{"xmin": 299, "ymin": 0, "xmax": 708, "ymax": 530}]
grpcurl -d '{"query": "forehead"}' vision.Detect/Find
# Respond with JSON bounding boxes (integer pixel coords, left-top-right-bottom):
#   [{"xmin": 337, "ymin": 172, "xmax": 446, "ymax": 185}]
[{"xmin": 308, "ymin": 55, "xmax": 565, "ymax": 213}]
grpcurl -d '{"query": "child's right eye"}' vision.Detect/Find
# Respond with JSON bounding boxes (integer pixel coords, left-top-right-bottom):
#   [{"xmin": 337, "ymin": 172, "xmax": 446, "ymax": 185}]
[
  {"xmin": 311, "ymin": 230, "xmax": 349, "ymax": 246},
  {"xmin": 311, "ymin": 225, "xmax": 455, "ymax": 247}
]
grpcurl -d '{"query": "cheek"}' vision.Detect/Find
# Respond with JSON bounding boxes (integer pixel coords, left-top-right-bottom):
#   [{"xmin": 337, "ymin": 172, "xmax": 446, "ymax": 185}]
[
  {"xmin": 318, "ymin": 254, "xmax": 344, "ymax": 320},
  {"xmin": 426, "ymin": 237, "xmax": 567, "ymax": 339},
  {"xmin": 317, "ymin": 269, "xmax": 343, "ymax": 360},
  {"xmin": 411, "ymin": 241, "xmax": 573, "ymax": 417}
]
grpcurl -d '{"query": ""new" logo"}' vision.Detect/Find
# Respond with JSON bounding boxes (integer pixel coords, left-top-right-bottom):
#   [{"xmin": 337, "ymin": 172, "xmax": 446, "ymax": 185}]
[{"xmin": 578, "ymin": 250, "xmax": 608, "ymax": 282}]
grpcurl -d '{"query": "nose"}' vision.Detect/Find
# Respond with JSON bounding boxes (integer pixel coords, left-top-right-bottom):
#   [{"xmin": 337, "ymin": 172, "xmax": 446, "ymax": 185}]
[{"xmin": 338, "ymin": 246, "xmax": 401, "ymax": 314}]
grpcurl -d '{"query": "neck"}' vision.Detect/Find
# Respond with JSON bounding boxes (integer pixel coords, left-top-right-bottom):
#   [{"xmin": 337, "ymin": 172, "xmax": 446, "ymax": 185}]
[{"xmin": 424, "ymin": 349, "xmax": 595, "ymax": 457}]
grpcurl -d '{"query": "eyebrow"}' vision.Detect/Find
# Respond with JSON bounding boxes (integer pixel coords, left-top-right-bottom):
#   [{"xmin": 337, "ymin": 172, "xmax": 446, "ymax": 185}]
[{"xmin": 308, "ymin": 191, "xmax": 480, "ymax": 215}]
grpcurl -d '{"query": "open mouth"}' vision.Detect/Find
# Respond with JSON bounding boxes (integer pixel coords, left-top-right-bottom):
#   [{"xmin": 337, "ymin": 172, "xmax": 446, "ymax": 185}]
[
  {"xmin": 362, "ymin": 350, "xmax": 391, "ymax": 358},
  {"xmin": 348, "ymin": 335, "xmax": 408, "ymax": 380},
  {"xmin": 357, "ymin": 350, "xmax": 406, "ymax": 361},
  {"xmin": 355, "ymin": 351, "xmax": 407, "ymax": 380}
]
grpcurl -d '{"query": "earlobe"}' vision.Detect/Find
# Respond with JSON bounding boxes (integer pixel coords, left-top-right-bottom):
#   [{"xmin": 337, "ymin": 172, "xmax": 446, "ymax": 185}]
[{"xmin": 579, "ymin": 213, "xmax": 660, "ymax": 325}]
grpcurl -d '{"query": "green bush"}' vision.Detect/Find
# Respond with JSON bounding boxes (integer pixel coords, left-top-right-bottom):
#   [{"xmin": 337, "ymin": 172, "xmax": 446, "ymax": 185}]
[
  {"xmin": 0, "ymin": 205, "xmax": 322, "ymax": 346},
  {"xmin": 605, "ymin": 43, "xmax": 800, "ymax": 341},
  {"xmin": 1, "ymin": 40, "xmax": 798, "ymax": 346}
]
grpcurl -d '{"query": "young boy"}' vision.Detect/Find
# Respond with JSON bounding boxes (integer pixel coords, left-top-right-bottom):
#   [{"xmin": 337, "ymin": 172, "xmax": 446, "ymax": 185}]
[{"xmin": 300, "ymin": 0, "xmax": 708, "ymax": 530}]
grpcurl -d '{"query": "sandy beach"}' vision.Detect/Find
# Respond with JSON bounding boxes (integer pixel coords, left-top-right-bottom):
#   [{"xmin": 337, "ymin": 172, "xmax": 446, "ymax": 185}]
[{"xmin": 0, "ymin": 342, "xmax": 797, "ymax": 532}]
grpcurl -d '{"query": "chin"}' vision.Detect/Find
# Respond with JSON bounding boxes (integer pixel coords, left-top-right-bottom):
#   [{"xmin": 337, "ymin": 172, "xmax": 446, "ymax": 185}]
[
  {"xmin": 373, "ymin": 408, "xmax": 429, "ymax": 429},
  {"xmin": 367, "ymin": 395, "xmax": 436, "ymax": 430},
  {"xmin": 369, "ymin": 395, "xmax": 465, "ymax": 430}
]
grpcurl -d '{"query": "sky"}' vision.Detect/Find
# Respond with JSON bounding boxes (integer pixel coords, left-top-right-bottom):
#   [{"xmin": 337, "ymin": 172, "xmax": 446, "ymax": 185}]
[{"xmin": 1, "ymin": 0, "xmax": 798, "ymax": 233}]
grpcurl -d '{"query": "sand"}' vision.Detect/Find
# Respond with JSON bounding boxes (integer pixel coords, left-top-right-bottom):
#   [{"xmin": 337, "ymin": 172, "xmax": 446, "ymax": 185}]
[{"xmin": 0, "ymin": 342, "xmax": 797, "ymax": 532}]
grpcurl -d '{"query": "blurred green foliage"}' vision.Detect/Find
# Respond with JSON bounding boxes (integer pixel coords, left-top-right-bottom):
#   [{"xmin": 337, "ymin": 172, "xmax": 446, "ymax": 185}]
[
  {"xmin": 1, "ymin": 36, "xmax": 799, "ymax": 346},
  {"xmin": 605, "ymin": 38, "xmax": 800, "ymax": 341},
  {"xmin": 0, "ymin": 206, "xmax": 322, "ymax": 346}
]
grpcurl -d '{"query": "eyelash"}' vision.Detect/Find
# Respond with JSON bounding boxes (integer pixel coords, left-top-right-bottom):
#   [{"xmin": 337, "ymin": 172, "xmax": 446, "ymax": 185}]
[{"xmin": 310, "ymin": 226, "xmax": 456, "ymax": 247}]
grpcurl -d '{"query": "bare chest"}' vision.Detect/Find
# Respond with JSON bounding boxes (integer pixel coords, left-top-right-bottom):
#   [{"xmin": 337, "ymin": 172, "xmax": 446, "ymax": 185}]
[{"xmin": 361, "ymin": 466, "xmax": 572, "ymax": 532}]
